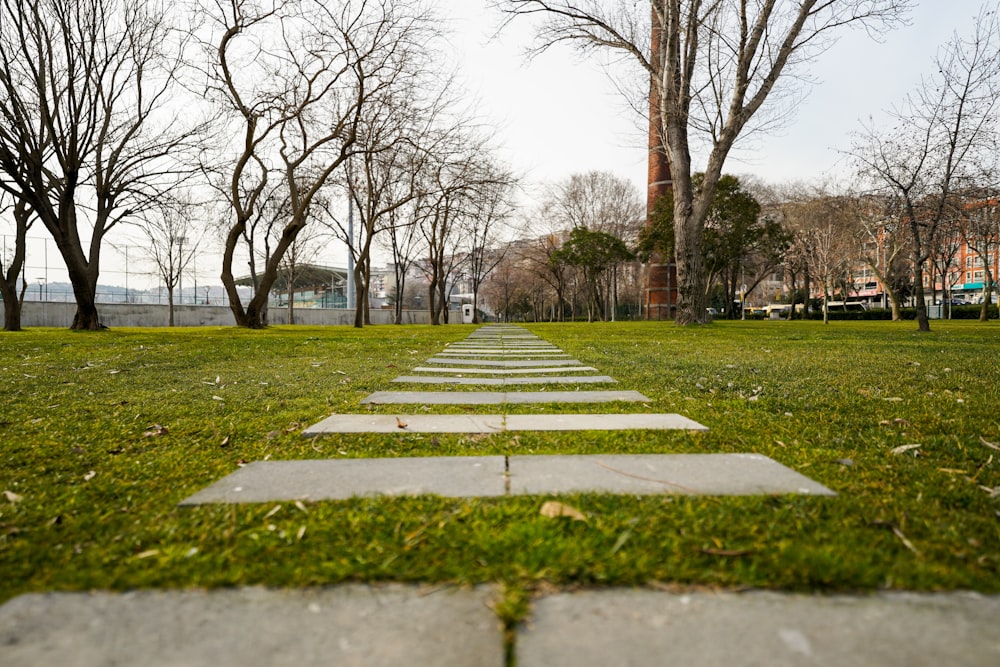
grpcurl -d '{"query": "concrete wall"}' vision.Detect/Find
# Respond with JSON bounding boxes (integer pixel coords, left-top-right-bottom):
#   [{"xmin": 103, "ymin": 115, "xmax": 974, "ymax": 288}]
[{"xmin": 3, "ymin": 302, "xmax": 435, "ymax": 328}]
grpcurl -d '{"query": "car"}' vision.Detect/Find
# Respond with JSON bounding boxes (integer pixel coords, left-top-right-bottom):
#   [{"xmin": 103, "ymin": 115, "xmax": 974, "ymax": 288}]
[{"xmin": 706, "ymin": 307, "xmax": 719, "ymax": 318}]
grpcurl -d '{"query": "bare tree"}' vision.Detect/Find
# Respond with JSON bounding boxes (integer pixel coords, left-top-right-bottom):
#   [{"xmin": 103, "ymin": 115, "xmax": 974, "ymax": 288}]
[
  {"xmin": 959, "ymin": 193, "xmax": 998, "ymax": 320},
  {"xmin": 418, "ymin": 134, "xmax": 497, "ymax": 325},
  {"xmin": 497, "ymin": 0, "xmax": 908, "ymax": 324},
  {"xmin": 139, "ymin": 196, "xmax": 203, "ymax": 326},
  {"xmin": 852, "ymin": 194, "xmax": 911, "ymax": 320},
  {"xmin": 0, "ymin": 0, "xmax": 202, "ymax": 329},
  {"xmin": 852, "ymin": 4, "xmax": 1000, "ymax": 331},
  {"xmin": 459, "ymin": 162, "xmax": 518, "ymax": 324},
  {"xmin": 336, "ymin": 81, "xmax": 453, "ymax": 329},
  {"xmin": 0, "ymin": 193, "xmax": 32, "ymax": 330},
  {"xmin": 201, "ymin": 0, "xmax": 433, "ymax": 328},
  {"xmin": 379, "ymin": 196, "xmax": 428, "ymax": 324}
]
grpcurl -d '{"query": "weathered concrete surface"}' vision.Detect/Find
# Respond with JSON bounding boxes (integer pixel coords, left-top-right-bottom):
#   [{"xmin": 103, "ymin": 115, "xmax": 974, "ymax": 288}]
[
  {"xmin": 0, "ymin": 585, "xmax": 503, "ymax": 667},
  {"xmin": 303, "ymin": 413, "xmax": 707, "ymax": 435},
  {"xmin": 516, "ymin": 590, "xmax": 1000, "ymax": 667},
  {"xmin": 410, "ymin": 366, "xmax": 598, "ymax": 374},
  {"xmin": 503, "ymin": 413, "xmax": 707, "ymax": 432},
  {"xmin": 361, "ymin": 390, "xmax": 650, "ymax": 405},
  {"xmin": 180, "ymin": 454, "xmax": 829, "ymax": 503},
  {"xmin": 390, "ymin": 375, "xmax": 616, "ymax": 385},
  {"xmin": 508, "ymin": 454, "xmax": 835, "ymax": 496},
  {"xmin": 434, "ymin": 350, "xmax": 569, "ymax": 357},
  {"xmin": 302, "ymin": 414, "xmax": 505, "ymax": 435},
  {"xmin": 423, "ymin": 358, "xmax": 584, "ymax": 367},
  {"xmin": 178, "ymin": 457, "xmax": 507, "ymax": 504}
]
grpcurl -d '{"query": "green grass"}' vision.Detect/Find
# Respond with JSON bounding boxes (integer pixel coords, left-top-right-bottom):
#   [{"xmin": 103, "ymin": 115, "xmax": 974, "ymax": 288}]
[{"xmin": 1, "ymin": 321, "xmax": 998, "ymax": 608}]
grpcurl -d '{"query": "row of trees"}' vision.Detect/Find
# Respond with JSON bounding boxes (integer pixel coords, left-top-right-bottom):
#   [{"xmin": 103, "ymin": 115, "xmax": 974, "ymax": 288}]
[
  {"xmin": 499, "ymin": 1, "xmax": 1000, "ymax": 332},
  {"xmin": 480, "ymin": 169, "xmax": 998, "ymax": 324},
  {"xmin": 0, "ymin": 0, "xmax": 517, "ymax": 331}
]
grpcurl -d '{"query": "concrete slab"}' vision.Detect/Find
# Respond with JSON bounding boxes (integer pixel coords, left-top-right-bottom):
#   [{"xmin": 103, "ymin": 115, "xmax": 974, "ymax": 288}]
[
  {"xmin": 424, "ymin": 358, "xmax": 584, "ymax": 367},
  {"xmin": 361, "ymin": 391, "xmax": 650, "ymax": 405},
  {"xmin": 503, "ymin": 413, "xmax": 708, "ymax": 431},
  {"xmin": 302, "ymin": 414, "xmax": 504, "ymax": 435},
  {"xmin": 411, "ymin": 366, "xmax": 598, "ymax": 374},
  {"xmin": 390, "ymin": 376, "xmax": 617, "ymax": 385},
  {"xmin": 0, "ymin": 585, "xmax": 503, "ymax": 667},
  {"xmin": 508, "ymin": 454, "xmax": 835, "ymax": 496},
  {"xmin": 516, "ymin": 590, "xmax": 1000, "ymax": 667},
  {"xmin": 304, "ymin": 414, "xmax": 706, "ymax": 434},
  {"xmin": 434, "ymin": 351, "xmax": 569, "ymax": 356},
  {"xmin": 178, "ymin": 456, "xmax": 507, "ymax": 504}
]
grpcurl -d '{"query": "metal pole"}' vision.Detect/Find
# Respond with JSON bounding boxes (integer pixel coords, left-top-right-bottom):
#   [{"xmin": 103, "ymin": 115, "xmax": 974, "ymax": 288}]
[
  {"xmin": 346, "ymin": 199, "xmax": 355, "ymax": 311},
  {"xmin": 177, "ymin": 237, "xmax": 186, "ymax": 305}
]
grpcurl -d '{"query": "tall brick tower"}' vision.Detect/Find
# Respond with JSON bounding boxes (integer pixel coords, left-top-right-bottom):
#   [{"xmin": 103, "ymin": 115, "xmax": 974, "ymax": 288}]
[{"xmin": 644, "ymin": 9, "xmax": 677, "ymax": 320}]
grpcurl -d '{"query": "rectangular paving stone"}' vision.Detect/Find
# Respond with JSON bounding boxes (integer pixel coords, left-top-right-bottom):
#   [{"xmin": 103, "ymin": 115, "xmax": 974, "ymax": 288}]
[
  {"xmin": 178, "ymin": 456, "xmax": 507, "ymax": 504},
  {"xmin": 302, "ymin": 414, "xmax": 504, "ymax": 435},
  {"xmin": 411, "ymin": 366, "xmax": 598, "ymax": 374},
  {"xmin": 508, "ymin": 454, "xmax": 834, "ymax": 496},
  {"xmin": 435, "ymin": 350, "xmax": 568, "ymax": 356},
  {"xmin": 304, "ymin": 414, "xmax": 705, "ymax": 434},
  {"xmin": 0, "ymin": 585, "xmax": 503, "ymax": 667},
  {"xmin": 361, "ymin": 391, "xmax": 650, "ymax": 405},
  {"xmin": 390, "ymin": 376, "xmax": 616, "ymax": 385},
  {"xmin": 361, "ymin": 391, "xmax": 508, "ymax": 405},
  {"xmin": 504, "ymin": 413, "xmax": 707, "ymax": 431},
  {"xmin": 517, "ymin": 590, "xmax": 1000, "ymax": 667},
  {"xmin": 424, "ymin": 358, "xmax": 584, "ymax": 367}
]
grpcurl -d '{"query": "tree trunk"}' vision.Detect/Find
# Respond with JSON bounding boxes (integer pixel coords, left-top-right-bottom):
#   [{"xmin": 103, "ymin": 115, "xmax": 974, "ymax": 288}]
[
  {"xmin": 980, "ymin": 266, "xmax": 993, "ymax": 322},
  {"xmin": 911, "ymin": 261, "xmax": 930, "ymax": 332},
  {"xmin": 672, "ymin": 194, "xmax": 709, "ymax": 324},
  {"xmin": 221, "ymin": 223, "xmax": 250, "ymax": 327},
  {"xmin": 167, "ymin": 288, "xmax": 175, "ymax": 327},
  {"xmin": 0, "ymin": 281, "xmax": 22, "ymax": 331}
]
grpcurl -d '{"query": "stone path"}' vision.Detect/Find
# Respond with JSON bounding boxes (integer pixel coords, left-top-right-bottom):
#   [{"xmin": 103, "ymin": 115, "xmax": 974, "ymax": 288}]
[
  {"xmin": 3, "ymin": 587, "xmax": 997, "ymax": 666},
  {"xmin": 182, "ymin": 323, "xmax": 832, "ymax": 501},
  {"xmin": 178, "ymin": 453, "xmax": 834, "ymax": 505},
  {"xmin": 5, "ymin": 324, "xmax": 992, "ymax": 665}
]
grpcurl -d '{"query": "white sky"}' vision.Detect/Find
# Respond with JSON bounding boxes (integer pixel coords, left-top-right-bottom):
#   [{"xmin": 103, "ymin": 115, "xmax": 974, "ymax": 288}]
[{"xmin": 439, "ymin": 0, "xmax": 989, "ymax": 197}]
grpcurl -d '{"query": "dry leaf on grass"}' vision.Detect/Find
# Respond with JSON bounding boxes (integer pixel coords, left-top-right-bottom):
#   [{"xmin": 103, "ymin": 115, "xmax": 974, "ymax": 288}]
[
  {"xmin": 143, "ymin": 424, "xmax": 168, "ymax": 437},
  {"xmin": 890, "ymin": 444, "xmax": 921, "ymax": 455},
  {"xmin": 980, "ymin": 437, "xmax": 1000, "ymax": 452},
  {"xmin": 3, "ymin": 490, "xmax": 23, "ymax": 503},
  {"xmin": 540, "ymin": 501, "xmax": 587, "ymax": 522},
  {"xmin": 700, "ymin": 547, "xmax": 753, "ymax": 557}
]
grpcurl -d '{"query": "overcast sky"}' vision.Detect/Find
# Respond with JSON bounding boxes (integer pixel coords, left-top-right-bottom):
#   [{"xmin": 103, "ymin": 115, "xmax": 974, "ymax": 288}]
[
  {"xmin": 17, "ymin": 0, "xmax": 992, "ymax": 289},
  {"xmin": 440, "ymin": 0, "xmax": 990, "ymax": 198}
]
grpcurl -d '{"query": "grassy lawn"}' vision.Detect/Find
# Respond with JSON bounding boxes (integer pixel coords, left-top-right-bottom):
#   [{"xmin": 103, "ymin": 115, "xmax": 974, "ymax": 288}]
[{"xmin": 1, "ymin": 321, "xmax": 998, "ymax": 614}]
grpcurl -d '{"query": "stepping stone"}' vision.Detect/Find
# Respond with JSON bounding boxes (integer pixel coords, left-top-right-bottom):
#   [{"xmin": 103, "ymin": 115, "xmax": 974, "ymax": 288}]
[
  {"xmin": 411, "ymin": 366, "xmax": 598, "ymax": 374},
  {"xmin": 507, "ymin": 454, "xmax": 835, "ymax": 496},
  {"xmin": 434, "ymin": 351, "xmax": 569, "ymax": 357},
  {"xmin": 424, "ymin": 359, "xmax": 584, "ymax": 367},
  {"xmin": 303, "ymin": 414, "xmax": 708, "ymax": 435},
  {"xmin": 178, "ymin": 455, "xmax": 828, "ymax": 503},
  {"xmin": 302, "ymin": 414, "xmax": 505, "ymax": 435},
  {"xmin": 516, "ymin": 590, "xmax": 1000, "ymax": 667},
  {"xmin": 178, "ymin": 456, "xmax": 507, "ymax": 504},
  {"xmin": 503, "ymin": 413, "xmax": 707, "ymax": 431},
  {"xmin": 360, "ymin": 391, "xmax": 650, "ymax": 405},
  {"xmin": 390, "ymin": 376, "xmax": 617, "ymax": 385},
  {"xmin": 0, "ymin": 585, "xmax": 503, "ymax": 667}
]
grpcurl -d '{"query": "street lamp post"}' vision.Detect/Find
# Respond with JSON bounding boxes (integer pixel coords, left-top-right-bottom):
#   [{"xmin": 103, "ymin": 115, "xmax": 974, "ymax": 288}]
[
  {"xmin": 36, "ymin": 277, "xmax": 45, "ymax": 301},
  {"xmin": 176, "ymin": 236, "xmax": 187, "ymax": 305}
]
